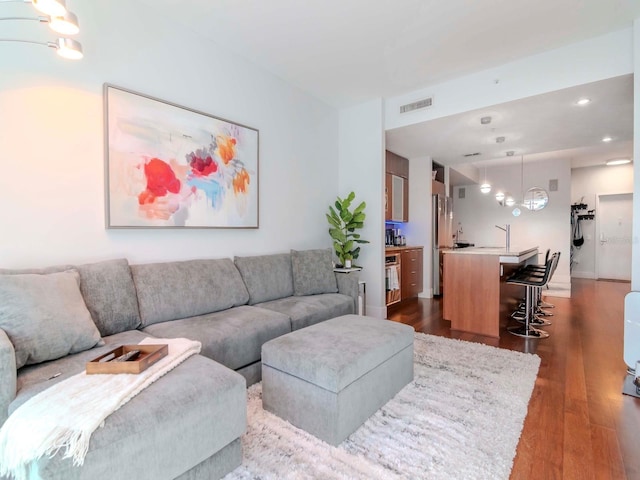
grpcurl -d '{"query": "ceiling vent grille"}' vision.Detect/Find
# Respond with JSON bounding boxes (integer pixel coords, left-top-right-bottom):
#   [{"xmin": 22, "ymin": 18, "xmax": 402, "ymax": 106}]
[{"xmin": 400, "ymin": 96, "xmax": 433, "ymax": 114}]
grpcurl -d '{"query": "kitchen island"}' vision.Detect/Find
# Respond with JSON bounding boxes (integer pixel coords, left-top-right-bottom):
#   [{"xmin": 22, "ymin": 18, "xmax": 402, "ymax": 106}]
[{"xmin": 442, "ymin": 246, "xmax": 538, "ymax": 338}]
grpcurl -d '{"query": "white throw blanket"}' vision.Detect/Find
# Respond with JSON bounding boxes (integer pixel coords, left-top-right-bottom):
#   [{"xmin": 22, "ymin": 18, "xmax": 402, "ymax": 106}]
[{"xmin": 0, "ymin": 337, "xmax": 201, "ymax": 480}]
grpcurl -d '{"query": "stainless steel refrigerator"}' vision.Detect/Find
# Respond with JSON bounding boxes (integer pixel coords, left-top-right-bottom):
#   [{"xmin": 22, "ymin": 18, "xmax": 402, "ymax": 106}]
[{"xmin": 432, "ymin": 194, "xmax": 454, "ymax": 296}]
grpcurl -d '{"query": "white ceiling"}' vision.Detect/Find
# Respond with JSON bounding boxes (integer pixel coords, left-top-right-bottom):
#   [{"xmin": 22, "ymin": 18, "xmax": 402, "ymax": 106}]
[
  {"xmin": 141, "ymin": 0, "xmax": 640, "ymax": 108},
  {"xmin": 139, "ymin": 0, "xmax": 639, "ymax": 171}
]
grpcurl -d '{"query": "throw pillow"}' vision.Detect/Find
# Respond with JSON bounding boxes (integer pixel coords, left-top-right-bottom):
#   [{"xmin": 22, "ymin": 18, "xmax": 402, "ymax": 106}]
[
  {"xmin": 290, "ymin": 248, "xmax": 338, "ymax": 296},
  {"xmin": 0, "ymin": 270, "xmax": 103, "ymax": 369}
]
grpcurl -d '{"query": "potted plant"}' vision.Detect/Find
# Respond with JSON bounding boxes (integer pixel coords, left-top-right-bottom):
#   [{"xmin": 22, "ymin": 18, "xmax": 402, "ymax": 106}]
[{"xmin": 326, "ymin": 192, "xmax": 369, "ymax": 268}]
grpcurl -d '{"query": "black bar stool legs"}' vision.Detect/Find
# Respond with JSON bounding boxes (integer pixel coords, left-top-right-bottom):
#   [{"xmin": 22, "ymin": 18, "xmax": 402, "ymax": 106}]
[{"xmin": 507, "ymin": 285, "xmax": 550, "ymax": 338}]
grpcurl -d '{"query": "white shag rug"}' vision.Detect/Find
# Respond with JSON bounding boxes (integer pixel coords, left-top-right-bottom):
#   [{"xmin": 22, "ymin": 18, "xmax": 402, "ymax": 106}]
[{"xmin": 223, "ymin": 332, "xmax": 540, "ymax": 480}]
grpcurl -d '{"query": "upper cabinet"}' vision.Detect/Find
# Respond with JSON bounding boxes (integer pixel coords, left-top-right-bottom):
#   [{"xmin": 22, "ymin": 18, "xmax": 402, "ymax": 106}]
[
  {"xmin": 385, "ymin": 151, "xmax": 409, "ymax": 222},
  {"xmin": 432, "ymin": 160, "xmax": 446, "ymax": 196}
]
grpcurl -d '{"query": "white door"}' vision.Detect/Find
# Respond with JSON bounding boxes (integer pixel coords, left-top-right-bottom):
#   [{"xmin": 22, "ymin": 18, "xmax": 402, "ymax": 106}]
[{"xmin": 597, "ymin": 193, "xmax": 633, "ymax": 281}]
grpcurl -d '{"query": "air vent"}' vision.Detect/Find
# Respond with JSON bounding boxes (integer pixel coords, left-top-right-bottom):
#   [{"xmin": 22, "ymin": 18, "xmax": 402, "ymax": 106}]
[
  {"xmin": 400, "ymin": 96, "xmax": 433, "ymax": 114},
  {"xmin": 463, "ymin": 152, "xmax": 482, "ymax": 157}
]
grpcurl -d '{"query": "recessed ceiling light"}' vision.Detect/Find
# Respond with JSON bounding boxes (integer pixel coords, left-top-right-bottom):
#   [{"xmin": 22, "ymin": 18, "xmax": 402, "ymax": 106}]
[
  {"xmin": 506, "ymin": 151, "xmax": 515, "ymax": 156},
  {"xmin": 606, "ymin": 158, "xmax": 631, "ymax": 166},
  {"xmin": 576, "ymin": 98, "xmax": 591, "ymax": 106},
  {"xmin": 496, "ymin": 136, "xmax": 505, "ymax": 143},
  {"xmin": 480, "ymin": 116, "xmax": 492, "ymax": 125},
  {"xmin": 602, "ymin": 136, "xmax": 613, "ymax": 142}
]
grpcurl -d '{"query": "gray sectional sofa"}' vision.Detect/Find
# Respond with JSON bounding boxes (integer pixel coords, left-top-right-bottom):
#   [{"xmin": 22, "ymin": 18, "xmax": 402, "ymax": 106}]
[{"xmin": 0, "ymin": 248, "xmax": 359, "ymax": 480}]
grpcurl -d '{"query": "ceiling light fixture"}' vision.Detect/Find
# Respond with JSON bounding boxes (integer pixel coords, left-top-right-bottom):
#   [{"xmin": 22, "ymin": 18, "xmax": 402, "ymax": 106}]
[
  {"xmin": 480, "ymin": 116, "xmax": 492, "ymax": 125},
  {"xmin": 0, "ymin": 11, "xmax": 79, "ymax": 35},
  {"xmin": 48, "ymin": 11, "xmax": 78, "ymax": 34},
  {"xmin": 576, "ymin": 98, "xmax": 591, "ymax": 106},
  {"xmin": 514, "ymin": 155, "xmax": 524, "ymax": 217},
  {"xmin": 606, "ymin": 158, "xmax": 631, "ymax": 166},
  {"xmin": 0, "ymin": 36, "xmax": 82, "ymax": 58},
  {"xmin": 506, "ymin": 150, "xmax": 515, "ymax": 156},
  {"xmin": 495, "ymin": 192, "xmax": 505, "ymax": 202},
  {"xmin": 480, "ymin": 167, "xmax": 491, "ymax": 194},
  {"xmin": 602, "ymin": 136, "xmax": 613, "ymax": 142},
  {"xmin": 496, "ymin": 136, "xmax": 505, "ymax": 143},
  {"xmin": 0, "ymin": 0, "xmax": 82, "ymax": 59},
  {"xmin": 30, "ymin": 0, "xmax": 66, "ymax": 17}
]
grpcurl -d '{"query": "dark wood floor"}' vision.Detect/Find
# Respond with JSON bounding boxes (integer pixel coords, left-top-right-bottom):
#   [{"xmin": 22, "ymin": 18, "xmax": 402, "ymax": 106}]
[{"xmin": 387, "ymin": 278, "xmax": 640, "ymax": 480}]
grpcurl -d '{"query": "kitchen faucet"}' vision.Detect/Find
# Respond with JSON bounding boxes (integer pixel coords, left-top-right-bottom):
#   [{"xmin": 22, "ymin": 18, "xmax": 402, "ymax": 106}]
[{"xmin": 495, "ymin": 224, "xmax": 511, "ymax": 251}]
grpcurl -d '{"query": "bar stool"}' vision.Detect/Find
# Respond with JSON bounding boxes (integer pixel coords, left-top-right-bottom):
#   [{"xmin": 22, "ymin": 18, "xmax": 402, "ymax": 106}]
[
  {"xmin": 526, "ymin": 251, "xmax": 560, "ymax": 319},
  {"xmin": 511, "ymin": 251, "xmax": 560, "ymax": 325},
  {"xmin": 506, "ymin": 253, "xmax": 558, "ymax": 338},
  {"xmin": 528, "ymin": 249, "xmax": 556, "ymax": 310}
]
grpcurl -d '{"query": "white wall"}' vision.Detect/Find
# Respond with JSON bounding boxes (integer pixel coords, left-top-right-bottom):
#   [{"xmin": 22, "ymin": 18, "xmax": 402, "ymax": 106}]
[
  {"xmin": 634, "ymin": 20, "xmax": 640, "ymax": 292},
  {"xmin": 453, "ymin": 158, "xmax": 572, "ymax": 295},
  {"xmin": 338, "ymin": 99, "xmax": 386, "ymax": 317},
  {"xmin": 570, "ymin": 164, "xmax": 634, "ymax": 278},
  {"xmin": 0, "ymin": 1, "xmax": 339, "ymax": 268}
]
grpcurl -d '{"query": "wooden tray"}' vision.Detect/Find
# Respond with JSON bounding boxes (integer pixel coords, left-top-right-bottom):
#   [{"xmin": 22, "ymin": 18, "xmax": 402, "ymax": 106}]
[{"xmin": 86, "ymin": 344, "xmax": 168, "ymax": 374}]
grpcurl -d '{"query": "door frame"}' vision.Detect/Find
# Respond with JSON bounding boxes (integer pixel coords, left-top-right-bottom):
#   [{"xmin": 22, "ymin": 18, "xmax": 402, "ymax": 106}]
[{"xmin": 595, "ymin": 191, "xmax": 633, "ymax": 280}]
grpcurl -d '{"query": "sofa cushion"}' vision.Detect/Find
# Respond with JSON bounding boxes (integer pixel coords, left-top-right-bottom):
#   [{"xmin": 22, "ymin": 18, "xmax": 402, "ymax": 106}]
[
  {"xmin": 256, "ymin": 293, "xmax": 353, "ymax": 331},
  {"xmin": 234, "ymin": 254, "xmax": 294, "ymax": 305},
  {"xmin": 131, "ymin": 259, "xmax": 250, "ymax": 327},
  {"xmin": 14, "ymin": 330, "xmax": 151, "ymax": 404},
  {"xmin": 290, "ymin": 248, "xmax": 337, "ymax": 296},
  {"xmin": 0, "ymin": 259, "xmax": 141, "ymax": 337},
  {"xmin": 141, "ymin": 306, "xmax": 291, "ymax": 370},
  {"xmin": 0, "ymin": 270, "xmax": 103, "ymax": 369}
]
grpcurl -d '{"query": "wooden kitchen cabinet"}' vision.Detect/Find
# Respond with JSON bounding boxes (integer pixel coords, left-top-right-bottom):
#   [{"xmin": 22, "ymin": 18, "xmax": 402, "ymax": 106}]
[
  {"xmin": 385, "ymin": 173, "xmax": 392, "ymax": 221},
  {"xmin": 385, "ymin": 151, "xmax": 409, "ymax": 222},
  {"xmin": 386, "ymin": 151, "xmax": 409, "ymax": 177},
  {"xmin": 401, "ymin": 247, "xmax": 423, "ymax": 300}
]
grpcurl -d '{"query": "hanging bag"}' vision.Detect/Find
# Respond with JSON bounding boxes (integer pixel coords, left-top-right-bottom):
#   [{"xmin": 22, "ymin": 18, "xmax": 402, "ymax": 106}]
[{"xmin": 572, "ymin": 211, "xmax": 584, "ymax": 247}]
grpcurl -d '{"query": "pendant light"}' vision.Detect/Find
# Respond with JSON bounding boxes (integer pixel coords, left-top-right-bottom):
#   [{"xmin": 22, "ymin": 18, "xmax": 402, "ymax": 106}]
[
  {"xmin": 480, "ymin": 167, "xmax": 491, "ymax": 194},
  {"xmin": 512, "ymin": 156, "xmax": 524, "ymax": 216}
]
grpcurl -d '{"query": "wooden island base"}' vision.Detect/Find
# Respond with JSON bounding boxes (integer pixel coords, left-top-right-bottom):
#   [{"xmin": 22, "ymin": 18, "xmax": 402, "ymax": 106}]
[{"xmin": 443, "ymin": 247, "xmax": 538, "ymax": 338}]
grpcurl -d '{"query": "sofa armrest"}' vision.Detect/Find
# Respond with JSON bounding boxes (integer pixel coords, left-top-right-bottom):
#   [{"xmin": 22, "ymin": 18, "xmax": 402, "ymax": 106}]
[
  {"xmin": 335, "ymin": 272, "xmax": 360, "ymax": 313},
  {"xmin": 0, "ymin": 328, "xmax": 17, "ymax": 427}
]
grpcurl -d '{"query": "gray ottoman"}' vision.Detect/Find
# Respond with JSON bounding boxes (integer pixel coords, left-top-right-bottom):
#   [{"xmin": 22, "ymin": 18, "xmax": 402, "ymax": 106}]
[{"xmin": 261, "ymin": 314, "xmax": 414, "ymax": 445}]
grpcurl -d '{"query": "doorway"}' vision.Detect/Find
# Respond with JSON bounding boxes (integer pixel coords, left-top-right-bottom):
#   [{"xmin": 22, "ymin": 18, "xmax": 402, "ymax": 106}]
[{"xmin": 596, "ymin": 192, "xmax": 633, "ymax": 281}]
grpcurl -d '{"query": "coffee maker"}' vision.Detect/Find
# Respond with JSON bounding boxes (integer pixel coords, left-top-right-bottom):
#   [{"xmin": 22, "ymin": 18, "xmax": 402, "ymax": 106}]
[{"xmin": 385, "ymin": 227, "xmax": 405, "ymax": 246}]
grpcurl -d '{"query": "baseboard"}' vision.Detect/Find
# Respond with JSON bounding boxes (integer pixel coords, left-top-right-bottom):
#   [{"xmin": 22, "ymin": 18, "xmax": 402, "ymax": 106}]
[{"xmin": 572, "ymin": 271, "xmax": 596, "ymax": 279}]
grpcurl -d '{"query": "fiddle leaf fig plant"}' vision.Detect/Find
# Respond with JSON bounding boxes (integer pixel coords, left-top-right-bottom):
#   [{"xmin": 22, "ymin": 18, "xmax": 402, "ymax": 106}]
[{"xmin": 326, "ymin": 191, "xmax": 369, "ymax": 267}]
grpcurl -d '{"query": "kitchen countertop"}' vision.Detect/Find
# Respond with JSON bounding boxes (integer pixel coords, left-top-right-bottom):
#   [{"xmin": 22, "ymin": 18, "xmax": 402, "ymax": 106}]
[
  {"xmin": 442, "ymin": 246, "xmax": 538, "ymax": 264},
  {"xmin": 385, "ymin": 245, "xmax": 423, "ymax": 251}
]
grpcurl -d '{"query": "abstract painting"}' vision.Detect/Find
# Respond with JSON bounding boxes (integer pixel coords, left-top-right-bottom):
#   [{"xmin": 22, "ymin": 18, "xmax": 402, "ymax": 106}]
[{"xmin": 104, "ymin": 84, "xmax": 259, "ymax": 228}]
